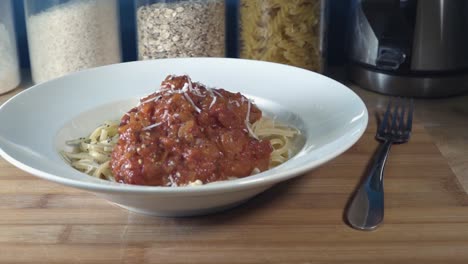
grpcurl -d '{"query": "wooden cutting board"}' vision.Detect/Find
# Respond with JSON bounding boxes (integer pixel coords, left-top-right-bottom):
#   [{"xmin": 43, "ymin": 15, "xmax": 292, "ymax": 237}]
[{"xmin": 1, "ymin": 119, "xmax": 468, "ymax": 264}]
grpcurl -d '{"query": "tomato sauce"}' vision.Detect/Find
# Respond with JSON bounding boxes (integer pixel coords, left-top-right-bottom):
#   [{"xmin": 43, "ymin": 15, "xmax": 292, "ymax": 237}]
[{"xmin": 110, "ymin": 75, "xmax": 272, "ymax": 186}]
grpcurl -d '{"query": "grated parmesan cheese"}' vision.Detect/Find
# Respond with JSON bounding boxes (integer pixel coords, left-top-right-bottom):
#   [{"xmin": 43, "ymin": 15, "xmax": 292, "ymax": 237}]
[
  {"xmin": 245, "ymin": 98, "xmax": 251, "ymax": 123},
  {"xmin": 140, "ymin": 95, "xmax": 161, "ymax": 105},
  {"xmin": 251, "ymin": 167, "xmax": 261, "ymax": 175},
  {"xmin": 213, "ymin": 90, "xmax": 223, "ymax": 98},
  {"xmin": 188, "ymin": 180, "xmax": 203, "ymax": 186},
  {"xmin": 181, "ymin": 82, "xmax": 189, "ymax": 93},
  {"xmin": 183, "ymin": 92, "xmax": 202, "ymax": 113},
  {"xmin": 245, "ymin": 120, "xmax": 259, "ymax": 140},
  {"xmin": 143, "ymin": 122, "xmax": 162, "ymax": 131},
  {"xmin": 209, "ymin": 95, "xmax": 217, "ymax": 109},
  {"xmin": 244, "ymin": 99, "xmax": 259, "ymax": 139},
  {"xmin": 206, "ymin": 87, "xmax": 215, "ymax": 97},
  {"xmin": 229, "ymin": 99, "xmax": 240, "ymax": 107},
  {"xmin": 162, "ymin": 109, "xmax": 169, "ymax": 120}
]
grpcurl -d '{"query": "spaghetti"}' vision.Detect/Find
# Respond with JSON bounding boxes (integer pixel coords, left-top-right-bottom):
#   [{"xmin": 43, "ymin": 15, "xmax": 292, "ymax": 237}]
[
  {"xmin": 61, "ymin": 75, "xmax": 299, "ymax": 186},
  {"xmin": 61, "ymin": 120, "xmax": 119, "ymax": 181},
  {"xmin": 62, "ymin": 117, "xmax": 298, "ymax": 183}
]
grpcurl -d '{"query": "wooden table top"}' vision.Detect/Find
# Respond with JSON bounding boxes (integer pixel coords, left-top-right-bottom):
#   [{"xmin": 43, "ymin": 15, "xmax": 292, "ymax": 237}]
[
  {"xmin": 350, "ymin": 84, "xmax": 468, "ymax": 195},
  {"xmin": 1, "ymin": 79, "xmax": 468, "ymax": 263}
]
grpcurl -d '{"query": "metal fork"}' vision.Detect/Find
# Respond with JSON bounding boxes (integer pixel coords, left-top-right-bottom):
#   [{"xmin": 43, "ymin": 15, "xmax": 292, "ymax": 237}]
[{"xmin": 346, "ymin": 97, "xmax": 414, "ymax": 230}]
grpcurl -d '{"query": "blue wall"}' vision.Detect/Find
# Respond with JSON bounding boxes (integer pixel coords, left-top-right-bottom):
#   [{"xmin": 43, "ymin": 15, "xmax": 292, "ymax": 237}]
[{"xmin": 12, "ymin": 0, "xmax": 350, "ymax": 68}]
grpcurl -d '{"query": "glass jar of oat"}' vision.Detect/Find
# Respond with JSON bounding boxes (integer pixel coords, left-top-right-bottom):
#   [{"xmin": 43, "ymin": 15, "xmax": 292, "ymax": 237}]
[
  {"xmin": 135, "ymin": 0, "xmax": 226, "ymax": 60},
  {"xmin": 239, "ymin": 0, "xmax": 328, "ymax": 73},
  {"xmin": 0, "ymin": 0, "xmax": 21, "ymax": 94},
  {"xmin": 24, "ymin": 0, "xmax": 122, "ymax": 84}
]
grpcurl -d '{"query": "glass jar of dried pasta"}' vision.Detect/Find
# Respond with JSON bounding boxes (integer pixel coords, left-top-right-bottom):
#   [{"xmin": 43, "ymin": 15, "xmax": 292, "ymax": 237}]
[
  {"xmin": 135, "ymin": 0, "xmax": 226, "ymax": 60},
  {"xmin": 239, "ymin": 0, "xmax": 328, "ymax": 73}
]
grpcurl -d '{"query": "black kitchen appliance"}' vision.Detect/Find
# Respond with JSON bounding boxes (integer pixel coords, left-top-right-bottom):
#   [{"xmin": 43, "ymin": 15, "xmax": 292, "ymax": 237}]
[{"xmin": 348, "ymin": 0, "xmax": 468, "ymax": 97}]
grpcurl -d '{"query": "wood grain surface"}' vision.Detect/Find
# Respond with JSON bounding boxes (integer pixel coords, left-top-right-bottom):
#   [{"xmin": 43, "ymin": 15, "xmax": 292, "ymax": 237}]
[
  {"xmin": 350, "ymin": 84, "xmax": 468, "ymax": 194},
  {"xmin": 1, "ymin": 111, "xmax": 468, "ymax": 263}
]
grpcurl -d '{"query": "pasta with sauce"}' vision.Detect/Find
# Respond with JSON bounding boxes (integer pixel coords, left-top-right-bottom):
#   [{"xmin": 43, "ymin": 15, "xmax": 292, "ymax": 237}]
[{"xmin": 61, "ymin": 75, "xmax": 299, "ymax": 186}]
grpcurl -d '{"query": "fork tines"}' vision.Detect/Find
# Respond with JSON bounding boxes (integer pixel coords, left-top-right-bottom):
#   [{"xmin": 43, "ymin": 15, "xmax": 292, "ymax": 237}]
[{"xmin": 378, "ymin": 97, "xmax": 414, "ymax": 140}]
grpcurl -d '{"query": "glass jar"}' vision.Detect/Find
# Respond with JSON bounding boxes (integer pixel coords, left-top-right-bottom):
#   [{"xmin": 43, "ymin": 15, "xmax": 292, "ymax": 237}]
[
  {"xmin": 135, "ymin": 0, "xmax": 226, "ymax": 60},
  {"xmin": 239, "ymin": 0, "xmax": 328, "ymax": 73},
  {"xmin": 0, "ymin": 0, "xmax": 21, "ymax": 94},
  {"xmin": 24, "ymin": 0, "xmax": 122, "ymax": 84}
]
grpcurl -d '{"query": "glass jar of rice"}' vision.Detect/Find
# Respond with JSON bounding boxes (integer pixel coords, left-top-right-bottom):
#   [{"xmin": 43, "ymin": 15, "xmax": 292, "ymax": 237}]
[
  {"xmin": 24, "ymin": 0, "xmax": 122, "ymax": 84},
  {"xmin": 239, "ymin": 0, "xmax": 328, "ymax": 73},
  {"xmin": 0, "ymin": 0, "xmax": 21, "ymax": 94},
  {"xmin": 135, "ymin": 0, "xmax": 226, "ymax": 60}
]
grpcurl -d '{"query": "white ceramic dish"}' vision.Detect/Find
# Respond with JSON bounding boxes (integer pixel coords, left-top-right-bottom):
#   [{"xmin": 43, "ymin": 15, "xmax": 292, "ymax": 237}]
[{"xmin": 0, "ymin": 58, "xmax": 368, "ymax": 216}]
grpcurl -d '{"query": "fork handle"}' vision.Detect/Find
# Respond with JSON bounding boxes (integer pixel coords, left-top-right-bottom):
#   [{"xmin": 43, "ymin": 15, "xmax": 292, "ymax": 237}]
[{"xmin": 346, "ymin": 140, "xmax": 392, "ymax": 230}]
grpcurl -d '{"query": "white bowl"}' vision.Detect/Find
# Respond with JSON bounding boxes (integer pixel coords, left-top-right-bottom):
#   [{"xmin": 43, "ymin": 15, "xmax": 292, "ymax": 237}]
[{"xmin": 0, "ymin": 58, "xmax": 368, "ymax": 216}]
